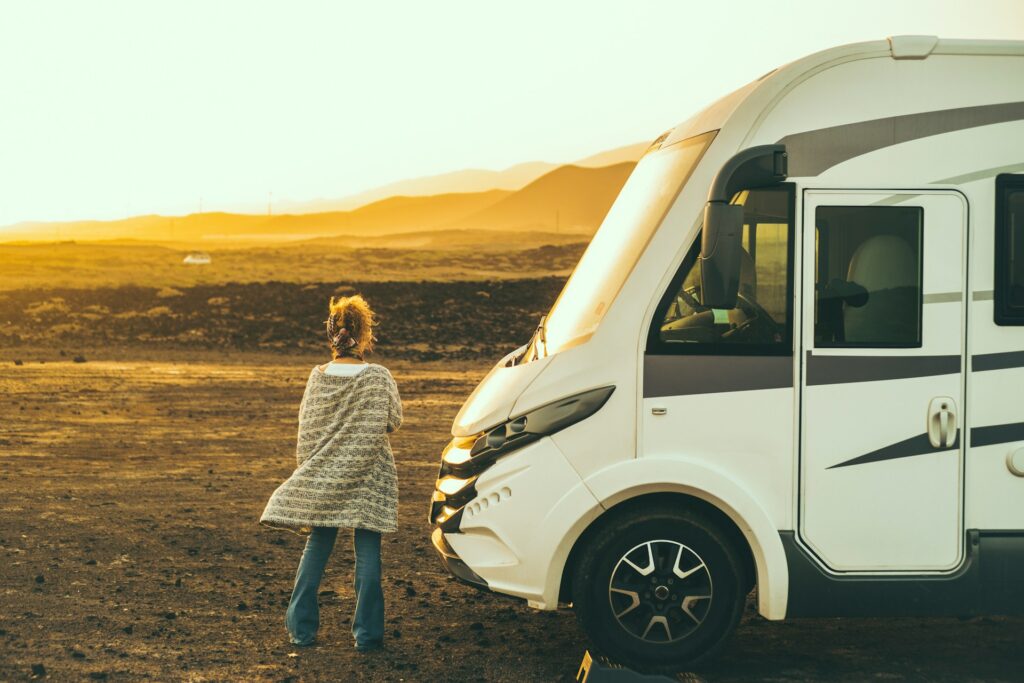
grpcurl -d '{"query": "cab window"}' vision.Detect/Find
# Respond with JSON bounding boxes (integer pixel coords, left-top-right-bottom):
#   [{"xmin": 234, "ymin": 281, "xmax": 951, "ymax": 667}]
[{"xmin": 648, "ymin": 185, "xmax": 794, "ymax": 355}]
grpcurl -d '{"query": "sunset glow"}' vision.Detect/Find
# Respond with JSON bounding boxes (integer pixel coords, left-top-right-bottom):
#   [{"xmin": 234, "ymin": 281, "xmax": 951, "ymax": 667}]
[{"xmin": 2, "ymin": 0, "xmax": 1022, "ymax": 228}]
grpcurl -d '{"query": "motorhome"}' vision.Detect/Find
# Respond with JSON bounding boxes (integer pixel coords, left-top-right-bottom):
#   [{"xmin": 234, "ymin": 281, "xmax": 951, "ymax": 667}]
[{"xmin": 429, "ymin": 36, "xmax": 1024, "ymax": 670}]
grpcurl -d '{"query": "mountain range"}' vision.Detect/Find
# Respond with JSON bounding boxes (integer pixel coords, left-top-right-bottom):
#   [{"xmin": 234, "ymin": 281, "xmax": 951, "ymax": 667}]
[{"xmin": 1, "ymin": 142, "xmax": 648, "ymax": 245}]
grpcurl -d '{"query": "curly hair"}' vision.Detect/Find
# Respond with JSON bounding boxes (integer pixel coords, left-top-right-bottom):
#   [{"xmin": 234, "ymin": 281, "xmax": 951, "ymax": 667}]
[{"xmin": 325, "ymin": 294, "xmax": 376, "ymax": 359}]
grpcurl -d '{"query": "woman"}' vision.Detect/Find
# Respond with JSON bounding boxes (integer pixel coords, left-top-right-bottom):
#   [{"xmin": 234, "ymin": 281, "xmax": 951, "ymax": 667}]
[{"xmin": 260, "ymin": 294, "xmax": 402, "ymax": 651}]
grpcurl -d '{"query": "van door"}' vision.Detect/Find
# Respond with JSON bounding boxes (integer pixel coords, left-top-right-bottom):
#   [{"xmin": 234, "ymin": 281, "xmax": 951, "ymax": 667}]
[{"xmin": 799, "ymin": 190, "xmax": 967, "ymax": 572}]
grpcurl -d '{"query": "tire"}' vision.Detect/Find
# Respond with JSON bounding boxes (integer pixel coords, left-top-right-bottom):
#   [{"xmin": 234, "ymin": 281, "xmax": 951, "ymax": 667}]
[{"xmin": 571, "ymin": 504, "xmax": 746, "ymax": 672}]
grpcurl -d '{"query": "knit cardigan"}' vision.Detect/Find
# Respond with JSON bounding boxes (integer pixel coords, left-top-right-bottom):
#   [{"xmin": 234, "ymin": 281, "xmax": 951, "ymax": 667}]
[{"xmin": 260, "ymin": 363, "xmax": 402, "ymax": 534}]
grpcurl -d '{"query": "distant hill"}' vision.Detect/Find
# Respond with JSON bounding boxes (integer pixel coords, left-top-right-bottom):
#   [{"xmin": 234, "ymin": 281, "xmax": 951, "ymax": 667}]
[
  {"xmin": 278, "ymin": 161, "xmax": 556, "ymax": 214},
  {"xmin": 446, "ymin": 162, "xmax": 636, "ymax": 233},
  {"xmin": 1, "ymin": 139, "xmax": 647, "ymax": 244},
  {"xmin": 573, "ymin": 141, "xmax": 650, "ymax": 168},
  {"xmin": 292, "ymin": 228, "xmax": 586, "ymax": 250},
  {"xmin": 274, "ymin": 141, "xmax": 645, "ymax": 214},
  {"xmin": 2, "ymin": 189, "xmax": 512, "ymax": 243},
  {"xmin": 3, "ymin": 162, "xmax": 635, "ymax": 244}
]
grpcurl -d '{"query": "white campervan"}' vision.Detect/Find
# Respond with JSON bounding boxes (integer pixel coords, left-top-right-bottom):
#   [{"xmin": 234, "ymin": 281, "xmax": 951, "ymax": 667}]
[{"xmin": 429, "ymin": 36, "xmax": 1024, "ymax": 670}]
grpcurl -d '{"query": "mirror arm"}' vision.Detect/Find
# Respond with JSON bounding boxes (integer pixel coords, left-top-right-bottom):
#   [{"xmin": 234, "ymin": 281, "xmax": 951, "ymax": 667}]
[
  {"xmin": 699, "ymin": 145, "xmax": 788, "ymax": 310},
  {"xmin": 706, "ymin": 144, "xmax": 789, "ymax": 204}
]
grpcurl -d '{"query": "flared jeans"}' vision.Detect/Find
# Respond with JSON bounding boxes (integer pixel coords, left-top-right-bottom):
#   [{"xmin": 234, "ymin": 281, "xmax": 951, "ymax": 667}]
[{"xmin": 285, "ymin": 527, "xmax": 384, "ymax": 648}]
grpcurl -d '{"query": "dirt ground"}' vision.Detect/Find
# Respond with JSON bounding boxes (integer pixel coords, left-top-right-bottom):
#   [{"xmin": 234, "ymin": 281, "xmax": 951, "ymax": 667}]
[{"xmin": 1, "ymin": 353, "xmax": 1021, "ymax": 682}]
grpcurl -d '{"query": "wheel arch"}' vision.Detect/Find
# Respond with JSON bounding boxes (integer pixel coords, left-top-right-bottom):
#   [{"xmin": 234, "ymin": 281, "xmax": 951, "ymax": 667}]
[
  {"xmin": 560, "ymin": 492, "xmax": 755, "ymax": 600},
  {"xmin": 560, "ymin": 460, "xmax": 789, "ymax": 620}
]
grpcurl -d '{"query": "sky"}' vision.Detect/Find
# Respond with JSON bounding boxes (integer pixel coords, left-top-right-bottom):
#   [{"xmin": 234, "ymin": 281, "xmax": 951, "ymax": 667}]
[{"xmin": 1, "ymin": 0, "xmax": 1023, "ymax": 227}]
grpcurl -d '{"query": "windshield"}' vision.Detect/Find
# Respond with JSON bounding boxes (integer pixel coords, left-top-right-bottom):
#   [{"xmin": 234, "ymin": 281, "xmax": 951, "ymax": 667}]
[{"xmin": 540, "ymin": 130, "xmax": 717, "ymax": 355}]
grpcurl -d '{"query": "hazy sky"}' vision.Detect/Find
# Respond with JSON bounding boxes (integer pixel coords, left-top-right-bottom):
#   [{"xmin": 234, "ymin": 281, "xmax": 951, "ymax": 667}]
[{"xmin": 1, "ymin": 0, "xmax": 1022, "ymax": 226}]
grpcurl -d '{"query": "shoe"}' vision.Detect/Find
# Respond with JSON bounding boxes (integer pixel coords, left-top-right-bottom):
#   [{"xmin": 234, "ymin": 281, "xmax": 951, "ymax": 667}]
[
  {"xmin": 289, "ymin": 637, "xmax": 316, "ymax": 647},
  {"xmin": 355, "ymin": 641, "xmax": 383, "ymax": 653}
]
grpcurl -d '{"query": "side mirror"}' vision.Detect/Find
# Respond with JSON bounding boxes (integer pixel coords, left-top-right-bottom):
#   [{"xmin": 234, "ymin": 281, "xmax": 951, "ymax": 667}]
[
  {"xmin": 700, "ymin": 145, "xmax": 787, "ymax": 309},
  {"xmin": 700, "ymin": 202, "xmax": 745, "ymax": 309}
]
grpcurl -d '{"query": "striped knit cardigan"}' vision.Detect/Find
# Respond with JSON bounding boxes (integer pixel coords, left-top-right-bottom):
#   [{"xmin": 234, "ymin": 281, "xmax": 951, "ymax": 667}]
[{"xmin": 260, "ymin": 364, "xmax": 402, "ymax": 534}]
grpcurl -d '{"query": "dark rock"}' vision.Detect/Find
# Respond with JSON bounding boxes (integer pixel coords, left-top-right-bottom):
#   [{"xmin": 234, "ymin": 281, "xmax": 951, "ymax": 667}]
[
  {"xmin": 88, "ymin": 673, "xmax": 108, "ymax": 680},
  {"xmin": 404, "ymin": 585, "xmax": 417, "ymax": 597},
  {"xmin": 392, "ymin": 629, "xmax": 402, "ymax": 639},
  {"xmin": 30, "ymin": 663, "xmax": 46, "ymax": 678},
  {"xmin": 122, "ymin": 625, "xmax": 133, "ymax": 635},
  {"xmin": 13, "ymin": 360, "xmax": 23, "ymax": 366},
  {"xmin": 163, "ymin": 611, "xmax": 177, "ymax": 620},
  {"xmin": 70, "ymin": 649, "xmax": 86, "ymax": 659},
  {"xmin": 73, "ymin": 355, "xmax": 87, "ymax": 363},
  {"xmin": 34, "ymin": 574, "xmax": 45, "ymax": 584},
  {"xmin": 236, "ymin": 601, "xmax": 248, "ymax": 611},
  {"xmin": 469, "ymin": 622, "xmax": 484, "ymax": 631},
  {"xmin": 84, "ymin": 559, "xmax": 97, "ymax": 565}
]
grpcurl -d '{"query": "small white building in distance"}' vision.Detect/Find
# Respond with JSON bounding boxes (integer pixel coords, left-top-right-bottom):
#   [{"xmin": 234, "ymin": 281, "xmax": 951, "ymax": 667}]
[{"xmin": 182, "ymin": 251, "xmax": 212, "ymax": 265}]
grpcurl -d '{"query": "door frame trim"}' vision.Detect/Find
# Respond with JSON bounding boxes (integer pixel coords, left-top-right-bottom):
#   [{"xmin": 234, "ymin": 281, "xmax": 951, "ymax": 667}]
[{"xmin": 795, "ymin": 188, "xmax": 971, "ymax": 576}]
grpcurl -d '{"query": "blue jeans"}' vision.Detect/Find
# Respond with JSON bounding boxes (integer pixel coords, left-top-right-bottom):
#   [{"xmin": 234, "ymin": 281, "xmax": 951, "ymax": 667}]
[{"xmin": 285, "ymin": 527, "xmax": 384, "ymax": 648}]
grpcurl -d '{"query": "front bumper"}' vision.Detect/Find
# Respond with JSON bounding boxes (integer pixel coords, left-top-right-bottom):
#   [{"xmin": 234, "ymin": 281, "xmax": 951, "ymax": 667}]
[
  {"xmin": 427, "ymin": 434, "xmax": 605, "ymax": 610},
  {"xmin": 430, "ymin": 527, "xmax": 488, "ymax": 590}
]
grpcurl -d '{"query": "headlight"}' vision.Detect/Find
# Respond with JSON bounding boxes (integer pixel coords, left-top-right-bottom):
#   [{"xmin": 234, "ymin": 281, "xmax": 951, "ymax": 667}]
[
  {"xmin": 448, "ymin": 385, "xmax": 615, "ymax": 477},
  {"xmin": 436, "ymin": 475, "xmax": 476, "ymax": 497},
  {"xmin": 441, "ymin": 439, "xmax": 474, "ymax": 466}
]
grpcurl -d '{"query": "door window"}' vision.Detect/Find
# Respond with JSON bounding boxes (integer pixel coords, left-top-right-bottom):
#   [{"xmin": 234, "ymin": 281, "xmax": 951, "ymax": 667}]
[
  {"xmin": 814, "ymin": 206, "xmax": 923, "ymax": 347},
  {"xmin": 649, "ymin": 185, "xmax": 794, "ymax": 355},
  {"xmin": 995, "ymin": 174, "xmax": 1024, "ymax": 325}
]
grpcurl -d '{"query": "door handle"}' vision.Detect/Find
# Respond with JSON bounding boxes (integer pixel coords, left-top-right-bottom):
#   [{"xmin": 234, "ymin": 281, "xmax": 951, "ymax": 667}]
[{"xmin": 927, "ymin": 397, "xmax": 958, "ymax": 449}]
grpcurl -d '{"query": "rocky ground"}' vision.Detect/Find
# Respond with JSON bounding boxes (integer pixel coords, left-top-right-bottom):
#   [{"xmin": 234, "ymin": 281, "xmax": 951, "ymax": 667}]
[
  {"xmin": 0, "ymin": 278, "xmax": 565, "ymax": 361},
  {"xmin": 0, "ymin": 353, "xmax": 1021, "ymax": 682}
]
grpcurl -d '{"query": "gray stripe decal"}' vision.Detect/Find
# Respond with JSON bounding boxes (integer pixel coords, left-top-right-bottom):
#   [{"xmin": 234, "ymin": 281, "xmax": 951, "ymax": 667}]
[
  {"xmin": 971, "ymin": 422, "xmax": 1024, "ymax": 448},
  {"xmin": 871, "ymin": 193, "xmax": 921, "ymax": 206},
  {"xmin": 973, "ymin": 290, "xmax": 994, "ymax": 301},
  {"xmin": 828, "ymin": 432, "xmax": 959, "ymax": 469},
  {"xmin": 645, "ymin": 349, "xmax": 1017, "ymax": 396},
  {"xmin": 806, "ymin": 351, "xmax": 961, "ymax": 386},
  {"xmin": 972, "ymin": 350, "xmax": 1024, "ymax": 372},
  {"xmin": 643, "ymin": 354, "xmax": 792, "ymax": 398},
  {"xmin": 779, "ymin": 101, "xmax": 1024, "ymax": 177},
  {"xmin": 923, "ymin": 292, "xmax": 962, "ymax": 304},
  {"xmin": 934, "ymin": 162, "xmax": 1024, "ymax": 185}
]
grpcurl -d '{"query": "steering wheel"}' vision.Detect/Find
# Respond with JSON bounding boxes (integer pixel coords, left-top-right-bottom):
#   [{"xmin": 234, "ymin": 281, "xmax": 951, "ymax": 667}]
[{"xmin": 721, "ymin": 292, "xmax": 783, "ymax": 343}]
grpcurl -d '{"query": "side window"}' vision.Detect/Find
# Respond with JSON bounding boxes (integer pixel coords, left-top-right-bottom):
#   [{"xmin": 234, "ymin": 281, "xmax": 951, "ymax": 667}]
[
  {"xmin": 995, "ymin": 174, "xmax": 1024, "ymax": 325},
  {"xmin": 814, "ymin": 206, "xmax": 923, "ymax": 347},
  {"xmin": 649, "ymin": 185, "xmax": 794, "ymax": 355}
]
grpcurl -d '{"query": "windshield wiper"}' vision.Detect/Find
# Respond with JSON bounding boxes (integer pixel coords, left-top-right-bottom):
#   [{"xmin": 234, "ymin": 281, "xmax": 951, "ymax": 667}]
[
  {"xmin": 522, "ymin": 314, "xmax": 548, "ymax": 362},
  {"xmin": 536, "ymin": 315, "xmax": 548, "ymax": 358}
]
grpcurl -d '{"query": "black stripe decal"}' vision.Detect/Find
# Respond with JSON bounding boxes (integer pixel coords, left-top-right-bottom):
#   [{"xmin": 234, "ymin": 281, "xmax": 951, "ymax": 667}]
[
  {"xmin": 828, "ymin": 432, "xmax": 959, "ymax": 469},
  {"xmin": 827, "ymin": 423, "xmax": 1024, "ymax": 469},
  {"xmin": 971, "ymin": 422, "xmax": 1024, "ymax": 448},
  {"xmin": 972, "ymin": 350, "xmax": 1024, "ymax": 372},
  {"xmin": 643, "ymin": 354, "xmax": 792, "ymax": 398},
  {"xmin": 779, "ymin": 101, "xmax": 1024, "ymax": 177},
  {"xmin": 806, "ymin": 351, "xmax": 961, "ymax": 386}
]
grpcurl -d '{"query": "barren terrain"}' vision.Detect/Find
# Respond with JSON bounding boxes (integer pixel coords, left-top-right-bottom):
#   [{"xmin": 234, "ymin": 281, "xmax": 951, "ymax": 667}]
[{"xmin": 1, "ymin": 353, "xmax": 1022, "ymax": 682}]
